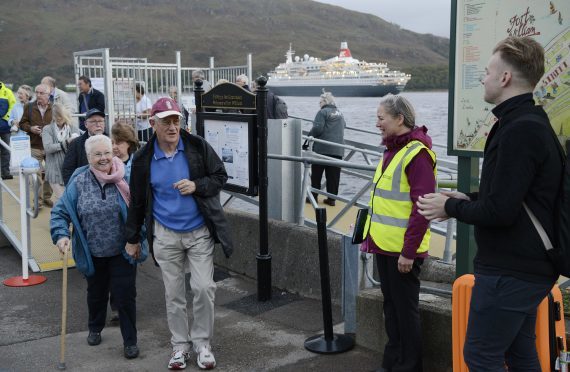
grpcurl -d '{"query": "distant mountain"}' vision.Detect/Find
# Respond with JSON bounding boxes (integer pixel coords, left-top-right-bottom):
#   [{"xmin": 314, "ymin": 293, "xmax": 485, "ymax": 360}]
[{"xmin": 0, "ymin": 0, "xmax": 449, "ymax": 89}]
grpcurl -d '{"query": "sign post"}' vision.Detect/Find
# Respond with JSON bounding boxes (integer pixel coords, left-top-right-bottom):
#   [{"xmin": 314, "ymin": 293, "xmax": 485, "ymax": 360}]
[
  {"xmin": 195, "ymin": 78, "xmax": 272, "ymax": 300},
  {"xmin": 449, "ymin": 0, "xmax": 570, "ymax": 276}
]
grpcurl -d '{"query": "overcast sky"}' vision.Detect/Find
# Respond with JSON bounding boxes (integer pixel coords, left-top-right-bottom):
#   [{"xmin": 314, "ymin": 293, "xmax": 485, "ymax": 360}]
[{"xmin": 314, "ymin": 0, "xmax": 451, "ymax": 38}]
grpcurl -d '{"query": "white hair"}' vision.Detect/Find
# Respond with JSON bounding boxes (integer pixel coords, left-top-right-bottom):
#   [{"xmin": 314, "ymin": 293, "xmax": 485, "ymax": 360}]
[
  {"xmin": 236, "ymin": 74, "xmax": 249, "ymax": 85},
  {"xmin": 319, "ymin": 92, "xmax": 336, "ymax": 107},
  {"xmin": 85, "ymin": 134, "xmax": 112, "ymax": 156}
]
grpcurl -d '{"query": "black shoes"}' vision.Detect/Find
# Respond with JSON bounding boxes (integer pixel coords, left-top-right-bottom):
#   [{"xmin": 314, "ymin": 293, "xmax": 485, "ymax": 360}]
[
  {"xmin": 323, "ymin": 198, "xmax": 336, "ymax": 206},
  {"xmin": 1, "ymin": 175, "xmax": 13, "ymax": 180},
  {"xmin": 124, "ymin": 345, "xmax": 139, "ymax": 359},
  {"xmin": 87, "ymin": 331, "xmax": 101, "ymax": 346}
]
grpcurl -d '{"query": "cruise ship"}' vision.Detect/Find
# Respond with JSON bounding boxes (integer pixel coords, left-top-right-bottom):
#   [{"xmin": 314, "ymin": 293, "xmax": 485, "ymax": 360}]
[{"xmin": 266, "ymin": 42, "xmax": 411, "ymax": 97}]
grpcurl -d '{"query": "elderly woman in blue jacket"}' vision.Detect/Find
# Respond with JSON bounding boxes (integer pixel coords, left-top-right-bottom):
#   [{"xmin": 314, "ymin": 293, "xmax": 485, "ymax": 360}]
[{"xmin": 50, "ymin": 134, "xmax": 147, "ymax": 360}]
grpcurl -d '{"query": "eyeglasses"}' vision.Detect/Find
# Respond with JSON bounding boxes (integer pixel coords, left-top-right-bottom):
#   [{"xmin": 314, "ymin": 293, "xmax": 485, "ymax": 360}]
[
  {"xmin": 158, "ymin": 118, "xmax": 180, "ymax": 127},
  {"xmin": 35, "ymin": 91, "xmax": 48, "ymax": 95},
  {"xmin": 86, "ymin": 119, "xmax": 105, "ymax": 125},
  {"xmin": 90, "ymin": 151, "xmax": 112, "ymax": 159}
]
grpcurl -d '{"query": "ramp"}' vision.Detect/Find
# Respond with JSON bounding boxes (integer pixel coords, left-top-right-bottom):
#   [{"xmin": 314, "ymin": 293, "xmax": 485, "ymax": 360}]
[{"xmin": 1, "ymin": 177, "xmax": 75, "ymax": 272}]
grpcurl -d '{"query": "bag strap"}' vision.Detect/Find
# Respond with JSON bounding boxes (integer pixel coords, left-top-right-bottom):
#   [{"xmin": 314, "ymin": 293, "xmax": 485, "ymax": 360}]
[{"xmin": 523, "ymin": 202, "xmax": 554, "ymax": 251}]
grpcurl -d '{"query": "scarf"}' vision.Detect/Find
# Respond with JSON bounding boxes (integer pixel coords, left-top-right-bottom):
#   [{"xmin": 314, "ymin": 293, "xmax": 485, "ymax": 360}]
[
  {"xmin": 55, "ymin": 123, "xmax": 71, "ymax": 143},
  {"xmin": 89, "ymin": 156, "xmax": 130, "ymax": 206}
]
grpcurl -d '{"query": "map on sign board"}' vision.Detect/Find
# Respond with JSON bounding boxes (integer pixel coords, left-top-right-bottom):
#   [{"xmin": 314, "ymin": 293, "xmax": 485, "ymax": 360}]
[{"xmin": 452, "ymin": 0, "xmax": 569, "ymax": 154}]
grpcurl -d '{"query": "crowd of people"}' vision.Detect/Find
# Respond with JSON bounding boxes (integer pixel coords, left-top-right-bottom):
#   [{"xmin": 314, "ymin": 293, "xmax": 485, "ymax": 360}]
[{"xmin": 0, "ymin": 35, "xmax": 559, "ymax": 371}]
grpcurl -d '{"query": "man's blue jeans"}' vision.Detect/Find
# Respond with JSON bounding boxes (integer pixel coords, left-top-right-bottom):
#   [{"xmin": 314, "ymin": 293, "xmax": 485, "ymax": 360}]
[{"xmin": 464, "ymin": 274, "xmax": 554, "ymax": 372}]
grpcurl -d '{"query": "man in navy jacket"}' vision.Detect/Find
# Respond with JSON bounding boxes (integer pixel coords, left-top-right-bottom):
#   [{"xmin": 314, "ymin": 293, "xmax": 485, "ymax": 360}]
[{"xmin": 417, "ymin": 36, "xmax": 562, "ymax": 371}]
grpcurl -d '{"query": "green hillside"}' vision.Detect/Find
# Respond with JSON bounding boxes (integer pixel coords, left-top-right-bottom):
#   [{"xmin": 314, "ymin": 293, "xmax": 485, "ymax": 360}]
[{"xmin": 0, "ymin": 0, "xmax": 449, "ymax": 89}]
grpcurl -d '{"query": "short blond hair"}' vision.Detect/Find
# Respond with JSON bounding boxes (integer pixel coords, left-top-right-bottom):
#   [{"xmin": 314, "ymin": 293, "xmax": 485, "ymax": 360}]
[{"xmin": 493, "ymin": 36, "xmax": 544, "ymax": 87}]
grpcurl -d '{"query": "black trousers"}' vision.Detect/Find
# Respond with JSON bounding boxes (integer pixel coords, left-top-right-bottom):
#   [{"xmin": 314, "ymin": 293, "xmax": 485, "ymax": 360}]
[
  {"xmin": 310, "ymin": 155, "xmax": 342, "ymax": 198},
  {"xmin": 86, "ymin": 254, "xmax": 137, "ymax": 346},
  {"xmin": 463, "ymin": 274, "xmax": 554, "ymax": 372},
  {"xmin": 376, "ymin": 254, "xmax": 424, "ymax": 372},
  {"xmin": 0, "ymin": 133, "xmax": 10, "ymax": 177}
]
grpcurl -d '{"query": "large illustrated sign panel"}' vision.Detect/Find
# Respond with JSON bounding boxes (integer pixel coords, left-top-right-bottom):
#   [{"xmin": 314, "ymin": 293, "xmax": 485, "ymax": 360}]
[{"xmin": 451, "ymin": 0, "xmax": 569, "ymax": 155}]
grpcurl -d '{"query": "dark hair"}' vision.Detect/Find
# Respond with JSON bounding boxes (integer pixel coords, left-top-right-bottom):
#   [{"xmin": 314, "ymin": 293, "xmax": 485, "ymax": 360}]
[
  {"xmin": 79, "ymin": 75, "xmax": 92, "ymax": 87},
  {"xmin": 111, "ymin": 122, "xmax": 139, "ymax": 154},
  {"xmin": 135, "ymin": 83, "xmax": 145, "ymax": 95},
  {"xmin": 493, "ymin": 36, "xmax": 545, "ymax": 87}
]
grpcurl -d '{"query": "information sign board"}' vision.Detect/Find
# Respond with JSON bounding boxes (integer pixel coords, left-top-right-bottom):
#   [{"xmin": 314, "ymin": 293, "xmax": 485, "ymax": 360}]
[{"xmin": 450, "ymin": 0, "xmax": 569, "ymax": 156}]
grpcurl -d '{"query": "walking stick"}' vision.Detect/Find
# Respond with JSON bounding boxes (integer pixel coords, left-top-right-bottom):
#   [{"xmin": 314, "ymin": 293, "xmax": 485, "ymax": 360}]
[{"xmin": 58, "ymin": 249, "xmax": 68, "ymax": 370}]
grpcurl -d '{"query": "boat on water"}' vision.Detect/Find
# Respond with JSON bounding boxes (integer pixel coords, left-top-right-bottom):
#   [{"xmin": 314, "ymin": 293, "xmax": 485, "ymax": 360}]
[{"xmin": 267, "ymin": 42, "xmax": 411, "ymax": 97}]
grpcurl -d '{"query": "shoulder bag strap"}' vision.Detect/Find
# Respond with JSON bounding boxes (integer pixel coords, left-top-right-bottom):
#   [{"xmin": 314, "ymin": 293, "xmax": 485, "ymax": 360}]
[{"xmin": 523, "ymin": 202, "xmax": 554, "ymax": 251}]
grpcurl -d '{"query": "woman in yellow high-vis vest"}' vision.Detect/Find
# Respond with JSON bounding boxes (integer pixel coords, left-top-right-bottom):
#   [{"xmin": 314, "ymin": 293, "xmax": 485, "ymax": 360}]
[{"xmin": 361, "ymin": 94, "xmax": 436, "ymax": 372}]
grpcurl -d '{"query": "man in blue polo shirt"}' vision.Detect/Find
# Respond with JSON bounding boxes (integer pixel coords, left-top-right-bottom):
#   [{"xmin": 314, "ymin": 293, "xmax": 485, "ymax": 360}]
[{"xmin": 125, "ymin": 97, "xmax": 233, "ymax": 370}]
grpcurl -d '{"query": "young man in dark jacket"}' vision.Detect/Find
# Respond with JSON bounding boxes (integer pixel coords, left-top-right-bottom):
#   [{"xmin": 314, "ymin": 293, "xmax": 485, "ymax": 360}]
[
  {"xmin": 124, "ymin": 97, "xmax": 232, "ymax": 370},
  {"xmin": 417, "ymin": 36, "xmax": 562, "ymax": 371},
  {"xmin": 77, "ymin": 76, "xmax": 105, "ymax": 131}
]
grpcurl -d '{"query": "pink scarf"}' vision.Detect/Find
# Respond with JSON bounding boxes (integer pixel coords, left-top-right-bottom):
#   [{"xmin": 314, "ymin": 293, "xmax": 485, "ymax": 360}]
[{"xmin": 89, "ymin": 157, "xmax": 130, "ymax": 206}]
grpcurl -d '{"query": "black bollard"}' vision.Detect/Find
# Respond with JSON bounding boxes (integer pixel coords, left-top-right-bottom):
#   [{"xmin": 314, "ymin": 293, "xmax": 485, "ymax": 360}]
[
  {"xmin": 304, "ymin": 208, "xmax": 355, "ymax": 354},
  {"xmin": 256, "ymin": 76, "xmax": 272, "ymax": 301}
]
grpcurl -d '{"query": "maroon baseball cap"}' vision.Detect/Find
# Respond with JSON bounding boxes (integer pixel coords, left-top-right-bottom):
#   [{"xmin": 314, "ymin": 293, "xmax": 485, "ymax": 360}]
[{"xmin": 151, "ymin": 97, "xmax": 183, "ymax": 119}]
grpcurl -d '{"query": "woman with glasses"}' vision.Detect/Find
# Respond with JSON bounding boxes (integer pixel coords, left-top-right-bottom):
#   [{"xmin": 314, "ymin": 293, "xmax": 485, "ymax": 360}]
[
  {"xmin": 51, "ymin": 134, "xmax": 147, "ymax": 360},
  {"xmin": 360, "ymin": 94, "xmax": 436, "ymax": 372},
  {"xmin": 42, "ymin": 103, "xmax": 80, "ymax": 204}
]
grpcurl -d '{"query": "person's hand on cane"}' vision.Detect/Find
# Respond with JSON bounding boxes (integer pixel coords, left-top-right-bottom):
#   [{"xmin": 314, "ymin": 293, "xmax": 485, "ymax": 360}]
[{"xmin": 56, "ymin": 237, "xmax": 70, "ymax": 254}]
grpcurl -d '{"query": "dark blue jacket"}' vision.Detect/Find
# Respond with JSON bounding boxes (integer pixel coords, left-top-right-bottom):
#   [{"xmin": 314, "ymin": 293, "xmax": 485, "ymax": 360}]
[{"xmin": 50, "ymin": 165, "xmax": 148, "ymax": 277}]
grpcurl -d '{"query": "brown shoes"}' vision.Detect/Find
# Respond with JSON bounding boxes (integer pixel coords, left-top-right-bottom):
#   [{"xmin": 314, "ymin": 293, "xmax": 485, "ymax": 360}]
[{"xmin": 323, "ymin": 198, "xmax": 336, "ymax": 206}]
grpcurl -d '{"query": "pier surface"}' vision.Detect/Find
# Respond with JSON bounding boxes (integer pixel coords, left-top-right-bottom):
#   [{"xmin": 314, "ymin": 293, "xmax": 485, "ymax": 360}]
[{"xmin": 0, "ymin": 244, "xmax": 381, "ymax": 371}]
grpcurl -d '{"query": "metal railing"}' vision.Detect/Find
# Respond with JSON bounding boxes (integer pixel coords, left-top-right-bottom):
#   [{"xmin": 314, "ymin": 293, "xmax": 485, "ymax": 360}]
[
  {"xmin": 0, "ymin": 138, "xmax": 41, "ymax": 272},
  {"xmin": 221, "ymin": 116, "xmax": 458, "ymax": 264},
  {"xmin": 73, "ymin": 49, "xmax": 253, "ymax": 127}
]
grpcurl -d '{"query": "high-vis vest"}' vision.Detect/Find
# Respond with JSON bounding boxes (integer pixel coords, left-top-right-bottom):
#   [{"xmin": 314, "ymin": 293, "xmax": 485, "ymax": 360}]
[{"xmin": 363, "ymin": 140, "xmax": 436, "ymax": 254}]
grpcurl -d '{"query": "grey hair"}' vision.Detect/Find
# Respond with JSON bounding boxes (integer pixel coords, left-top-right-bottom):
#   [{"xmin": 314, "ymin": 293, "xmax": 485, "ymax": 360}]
[
  {"xmin": 379, "ymin": 94, "xmax": 416, "ymax": 129},
  {"xmin": 192, "ymin": 70, "xmax": 206, "ymax": 79},
  {"xmin": 85, "ymin": 134, "xmax": 112, "ymax": 156},
  {"xmin": 236, "ymin": 74, "xmax": 249, "ymax": 85},
  {"xmin": 41, "ymin": 76, "xmax": 56, "ymax": 88},
  {"xmin": 319, "ymin": 92, "xmax": 336, "ymax": 107},
  {"xmin": 17, "ymin": 85, "xmax": 33, "ymax": 101},
  {"xmin": 35, "ymin": 84, "xmax": 50, "ymax": 95}
]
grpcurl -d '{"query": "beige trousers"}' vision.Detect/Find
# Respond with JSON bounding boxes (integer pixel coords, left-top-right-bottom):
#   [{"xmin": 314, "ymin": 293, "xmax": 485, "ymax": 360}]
[
  {"xmin": 51, "ymin": 183, "xmax": 65, "ymax": 204},
  {"xmin": 30, "ymin": 148, "xmax": 53, "ymax": 204},
  {"xmin": 153, "ymin": 221, "xmax": 216, "ymax": 352}
]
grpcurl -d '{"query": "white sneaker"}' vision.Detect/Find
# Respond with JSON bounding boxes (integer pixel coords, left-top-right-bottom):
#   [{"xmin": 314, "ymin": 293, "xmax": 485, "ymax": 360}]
[
  {"xmin": 168, "ymin": 350, "xmax": 190, "ymax": 370},
  {"xmin": 196, "ymin": 345, "xmax": 216, "ymax": 370}
]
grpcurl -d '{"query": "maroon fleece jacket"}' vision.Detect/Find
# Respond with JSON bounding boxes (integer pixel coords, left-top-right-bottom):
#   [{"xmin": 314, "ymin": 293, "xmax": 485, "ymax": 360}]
[{"xmin": 362, "ymin": 126, "xmax": 436, "ymax": 259}]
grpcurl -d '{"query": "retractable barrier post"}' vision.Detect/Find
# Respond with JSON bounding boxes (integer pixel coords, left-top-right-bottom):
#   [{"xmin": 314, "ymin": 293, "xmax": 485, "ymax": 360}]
[
  {"xmin": 3, "ymin": 157, "xmax": 46, "ymax": 287},
  {"xmin": 304, "ymin": 207, "xmax": 354, "ymax": 354}
]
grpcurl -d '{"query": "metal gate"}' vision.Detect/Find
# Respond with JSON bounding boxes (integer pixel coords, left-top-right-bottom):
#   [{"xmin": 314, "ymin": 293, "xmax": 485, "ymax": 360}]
[{"xmin": 73, "ymin": 48, "xmax": 253, "ymax": 128}]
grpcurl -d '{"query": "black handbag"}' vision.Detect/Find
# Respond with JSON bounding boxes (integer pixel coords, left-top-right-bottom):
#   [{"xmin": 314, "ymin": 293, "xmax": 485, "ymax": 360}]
[{"xmin": 351, "ymin": 208, "xmax": 368, "ymax": 244}]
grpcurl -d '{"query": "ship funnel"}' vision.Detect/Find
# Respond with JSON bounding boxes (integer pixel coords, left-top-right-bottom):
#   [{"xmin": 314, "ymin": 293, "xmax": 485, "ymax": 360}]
[{"xmin": 339, "ymin": 41, "xmax": 352, "ymax": 58}]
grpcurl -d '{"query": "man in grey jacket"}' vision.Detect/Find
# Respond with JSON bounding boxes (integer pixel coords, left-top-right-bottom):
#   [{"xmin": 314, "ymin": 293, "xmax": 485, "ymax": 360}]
[{"xmin": 307, "ymin": 92, "xmax": 346, "ymax": 206}]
